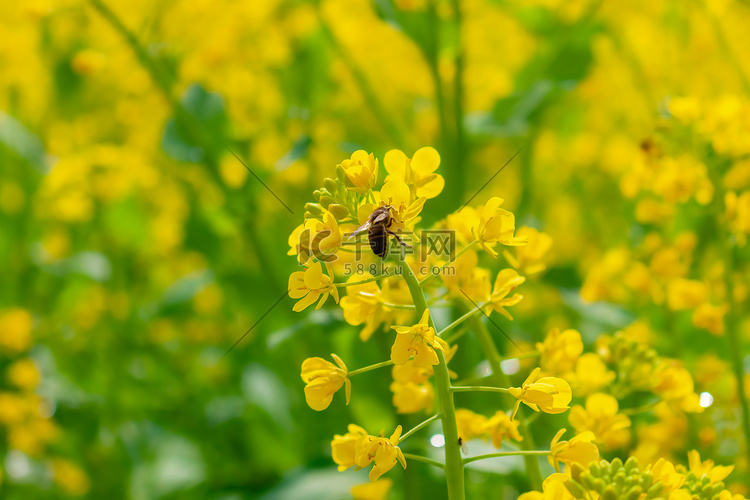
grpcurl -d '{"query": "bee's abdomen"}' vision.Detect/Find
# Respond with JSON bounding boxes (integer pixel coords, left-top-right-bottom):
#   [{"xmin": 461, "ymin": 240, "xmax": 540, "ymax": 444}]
[{"xmin": 369, "ymin": 225, "xmax": 388, "ymax": 258}]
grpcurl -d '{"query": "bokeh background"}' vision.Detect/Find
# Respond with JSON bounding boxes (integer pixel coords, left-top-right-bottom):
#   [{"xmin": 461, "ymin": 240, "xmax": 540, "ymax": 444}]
[{"xmin": 2, "ymin": 0, "xmax": 750, "ymax": 498}]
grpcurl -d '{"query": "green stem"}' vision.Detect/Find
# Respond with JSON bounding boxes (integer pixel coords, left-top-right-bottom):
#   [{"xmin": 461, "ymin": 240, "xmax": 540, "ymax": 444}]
[
  {"xmin": 463, "ymin": 450, "xmax": 550, "ymax": 465},
  {"xmin": 443, "ymin": 326, "xmax": 470, "ymax": 345},
  {"xmin": 468, "ymin": 315, "xmax": 543, "ymax": 490},
  {"xmin": 403, "ymin": 453, "xmax": 445, "ymax": 470},
  {"xmin": 438, "ymin": 303, "xmax": 485, "ymax": 337},
  {"xmin": 450, "ymin": 0, "xmax": 467, "ymax": 205},
  {"xmin": 397, "ymin": 260, "xmax": 465, "ymax": 500},
  {"xmin": 401, "ymin": 413, "xmax": 442, "ymax": 442},
  {"xmin": 420, "ymin": 240, "xmax": 477, "ymax": 286},
  {"xmin": 380, "ymin": 302, "xmax": 416, "ymax": 310},
  {"xmin": 452, "ymin": 386, "xmax": 509, "ymax": 394},
  {"xmin": 335, "ymin": 274, "xmax": 387, "ymax": 287},
  {"xmin": 722, "ymin": 228, "xmax": 750, "ymax": 466},
  {"xmin": 621, "ymin": 400, "xmax": 660, "ymax": 416},
  {"xmin": 425, "ymin": 0, "xmax": 451, "ymax": 181},
  {"xmin": 316, "ymin": 10, "xmax": 406, "ymax": 145},
  {"xmin": 710, "ymin": 165, "xmax": 750, "ymax": 469},
  {"xmin": 348, "ymin": 360, "xmax": 394, "ymax": 377}
]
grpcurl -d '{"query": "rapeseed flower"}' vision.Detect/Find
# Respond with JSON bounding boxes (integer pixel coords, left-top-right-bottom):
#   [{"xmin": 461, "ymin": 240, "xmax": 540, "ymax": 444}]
[
  {"xmin": 288, "ymin": 262, "xmax": 339, "ymax": 312},
  {"xmin": 384, "ymin": 147, "xmax": 444, "ymax": 199},
  {"xmin": 568, "ymin": 393, "xmax": 631, "ymax": 449},
  {"xmin": 300, "ymin": 354, "xmax": 350, "ymax": 411},
  {"xmin": 354, "ymin": 426, "xmax": 407, "ymax": 481},
  {"xmin": 390, "ymin": 310, "xmax": 448, "ymax": 367},
  {"xmin": 548, "ymin": 429, "xmax": 599, "ymax": 471},
  {"xmin": 340, "ymin": 150, "xmax": 379, "ymax": 193},
  {"xmin": 537, "ymin": 328, "xmax": 583, "ymax": 375},
  {"xmin": 509, "ymin": 367, "xmax": 572, "ymax": 420},
  {"xmin": 485, "ymin": 269, "xmax": 525, "ymax": 320},
  {"xmin": 473, "ymin": 197, "xmax": 528, "ymax": 257}
]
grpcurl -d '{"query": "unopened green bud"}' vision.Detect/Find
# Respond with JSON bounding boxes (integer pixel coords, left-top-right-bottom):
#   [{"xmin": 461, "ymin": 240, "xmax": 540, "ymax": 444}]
[
  {"xmin": 602, "ymin": 485, "xmax": 618, "ymax": 500},
  {"xmin": 640, "ymin": 471, "xmax": 653, "ymax": 491},
  {"xmin": 581, "ymin": 473, "xmax": 598, "ymax": 491},
  {"xmin": 328, "ymin": 204, "xmax": 349, "ymax": 219},
  {"xmin": 323, "ymin": 178, "xmax": 338, "ymax": 193},
  {"xmin": 590, "ymin": 463, "xmax": 602, "ymax": 478},
  {"xmin": 570, "ymin": 462, "xmax": 586, "ymax": 482},
  {"xmin": 335, "ymin": 164, "xmax": 346, "ymax": 181},
  {"xmin": 646, "ymin": 482, "xmax": 664, "ymax": 498},
  {"xmin": 611, "ymin": 458, "xmax": 624, "ymax": 472},
  {"xmin": 305, "ymin": 203, "xmax": 323, "ymax": 216},
  {"xmin": 319, "ymin": 196, "xmax": 334, "ymax": 208},
  {"xmin": 625, "ymin": 485, "xmax": 644, "ymax": 500},
  {"xmin": 624, "ymin": 457, "xmax": 640, "ymax": 474},
  {"xmin": 593, "ymin": 478, "xmax": 607, "ymax": 493},
  {"xmin": 313, "ymin": 189, "xmax": 322, "ymax": 201},
  {"xmin": 564, "ymin": 480, "xmax": 586, "ymax": 498}
]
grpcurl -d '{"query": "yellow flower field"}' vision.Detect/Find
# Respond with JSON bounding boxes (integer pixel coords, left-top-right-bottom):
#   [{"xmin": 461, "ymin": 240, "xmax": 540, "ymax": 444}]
[{"xmin": 1, "ymin": 0, "xmax": 750, "ymax": 498}]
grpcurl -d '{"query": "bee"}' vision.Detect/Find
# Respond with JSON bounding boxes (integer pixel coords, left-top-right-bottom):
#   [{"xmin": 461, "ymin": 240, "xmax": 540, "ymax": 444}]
[{"xmin": 348, "ymin": 205, "xmax": 410, "ymax": 258}]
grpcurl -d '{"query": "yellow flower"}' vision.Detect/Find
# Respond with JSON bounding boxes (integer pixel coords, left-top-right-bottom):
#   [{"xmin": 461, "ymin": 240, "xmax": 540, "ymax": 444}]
[
  {"xmin": 288, "ymin": 263, "xmax": 340, "ymax": 312},
  {"xmin": 340, "ymin": 150, "xmax": 379, "ymax": 193},
  {"xmin": 0, "ymin": 308, "xmax": 33, "ymax": 353},
  {"xmin": 651, "ymin": 361, "xmax": 703, "ymax": 413},
  {"xmin": 473, "ymin": 197, "xmax": 529, "ymax": 258},
  {"xmin": 351, "ymin": 478, "xmax": 393, "ymax": 500},
  {"xmin": 455, "ymin": 409, "xmax": 488, "ymax": 441},
  {"xmin": 726, "ymin": 191, "xmax": 750, "ymax": 244},
  {"xmin": 288, "ymin": 212, "xmax": 342, "ymax": 264},
  {"xmin": 354, "ymin": 426, "xmax": 408, "ymax": 481},
  {"xmin": 692, "ymin": 303, "xmax": 729, "ymax": 335},
  {"xmin": 357, "ymin": 179, "xmax": 426, "ymax": 241},
  {"xmin": 483, "ymin": 411, "xmax": 522, "ymax": 449},
  {"xmin": 503, "ymin": 227, "xmax": 553, "ymax": 275},
  {"xmin": 390, "ymin": 380, "xmax": 434, "ymax": 414},
  {"xmin": 446, "ymin": 206, "xmax": 480, "ymax": 244},
  {"xmin": 666, "ymin": 279, "xmax": 707, "ymax": 310},
  {"xmin": 340, "ymin": 277, "xmax": 383, "ymax": 341},
  {"xmin": 7, "ymin": 358, "xmax": 41, "ymax": 391},
  {"xmin": 548, "ymin": 429, "xmax": 599, "ymax": 471},
  {"xmin": 390, "ymin": 310, "xmax": 448, "ymax": 367},
  {"xmin": 384, "ymin": 146, "xmax": 444, "ymax": 199},
  {"xmin": 51, "ymin": 458, "xmax": 91, "ymax": 496},
  {"xmin": 537, "ymin": 328, "xmax": 583, "ymax": 375},
  {"xmin": 518, "ymin": 473, "xmax": 575, "ymax": 500},
  {"xmin": 509, "ymin": 367, "xmax": 572, "ymax": 420},
  {"xmin": 485, "ymin": 269, "xmax": 525, "ymax": 320},
  {"xmin": 300, "ymin": 354, "xmax": 350, "ymax": 411},
  {"xmin": 649, "ymin": 458, "xmax": 686, "ymax": 493},
  {"xmin": 687, "ymin": 450, "xmax": 734, "ymax": 483},
  {"xmin": 568, "ymin": 394, "xmax": 631, "ymax": 450},
  {"xmin": 332, "ymin": 424, "xmax": 368, "ymax": 471},
  {"xmin": 567, "ymin": 354, "xmax": 615, "ymax": 397}
]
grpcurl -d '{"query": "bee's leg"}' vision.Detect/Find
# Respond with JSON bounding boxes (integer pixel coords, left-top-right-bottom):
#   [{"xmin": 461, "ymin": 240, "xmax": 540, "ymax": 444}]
[
  {"xmin": 386, "ymin": 230, "xmax": 412, "ymax": 259},
  {"xmin": 386, "ymin": 230, "xmax": 411, "ymax": 248}
]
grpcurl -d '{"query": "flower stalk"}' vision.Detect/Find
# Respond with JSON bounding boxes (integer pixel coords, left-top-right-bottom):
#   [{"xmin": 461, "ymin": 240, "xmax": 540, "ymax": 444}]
[
  {"xmin": 467, "ymin": 314, "xmax": 544, "ymax": 491},
  {"xmin": 397, "ymin": 259, "xmax": 465, "ymax": 500}
]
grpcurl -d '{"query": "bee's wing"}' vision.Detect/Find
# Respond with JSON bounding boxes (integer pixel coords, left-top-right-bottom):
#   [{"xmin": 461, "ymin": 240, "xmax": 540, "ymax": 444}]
[
  {"xmin": 372, "ymin": 211, "xmax": 390, "ymax": 224},
  {"xmin": 347, "ymin": 220, "xmax": 372, "ymax": 239}
]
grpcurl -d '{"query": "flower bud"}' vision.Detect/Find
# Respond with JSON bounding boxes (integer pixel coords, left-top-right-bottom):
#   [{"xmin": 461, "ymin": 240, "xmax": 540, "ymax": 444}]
[
  {"xmin": 305, "ymin": 203, "xmax": 323, "ymax": 217},
  {"xmin": 324, "ymin": 178, "xmax": 338, "ymax": 193},
  {"xmin": 328, "ymin": 204, "xmax": 349, "ymax": 219},
  {"xmin": 624, "ymin": 485, "xmax": 643, "ymax": 500}
]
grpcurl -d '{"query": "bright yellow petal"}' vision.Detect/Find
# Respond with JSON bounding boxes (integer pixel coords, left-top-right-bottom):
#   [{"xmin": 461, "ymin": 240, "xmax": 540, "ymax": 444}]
[
  {"xmin": 384, "ymin": 149, "xmax": 408, "ymax": 179},
  {"xmin": 411, "ymin": 146, "xmax": 441, "ymax": 174}
]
